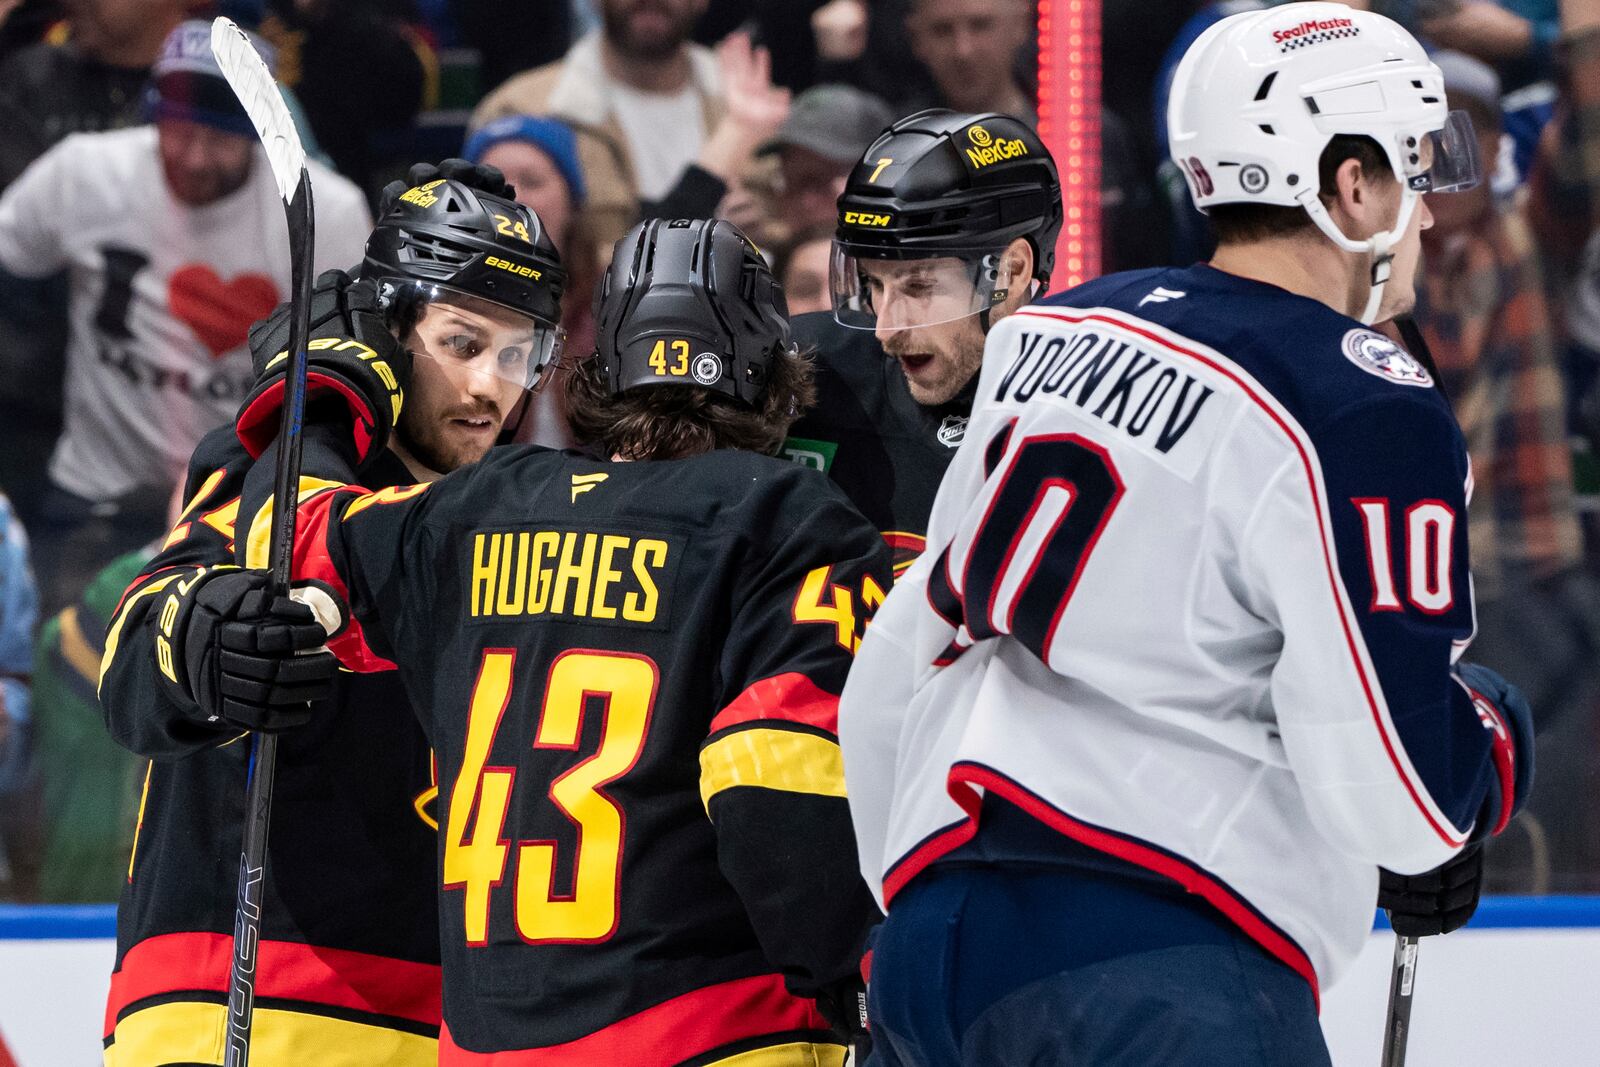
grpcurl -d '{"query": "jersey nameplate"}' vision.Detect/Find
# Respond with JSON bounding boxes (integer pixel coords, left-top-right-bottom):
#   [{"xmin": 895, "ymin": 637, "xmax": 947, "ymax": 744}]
[
  {"xmin": 468, "ymin": 527, "xmax": 680, "ymax": 629},
  {"xmin": 990, "ymin": 324, "xmax": 1220, "ymax": 480}
]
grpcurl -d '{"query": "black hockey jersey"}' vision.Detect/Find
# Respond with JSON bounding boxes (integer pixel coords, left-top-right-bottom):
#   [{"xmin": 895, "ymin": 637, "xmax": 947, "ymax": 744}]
[
  {"xmin": 784, "ymin": 313, "xmax": 973, "ymax": 576},
  {"xmin": 254, "ymin": 440, "xmax": 891, "ymax": 1064},
  {"xmin": 96, "ymin": 425, "xmax": 441, "ymax": 1067}
]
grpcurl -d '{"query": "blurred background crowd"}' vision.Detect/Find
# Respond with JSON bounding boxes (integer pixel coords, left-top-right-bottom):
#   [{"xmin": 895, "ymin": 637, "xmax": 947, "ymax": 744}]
[{"xmin": 0, "ymin": 0, "xmax": 1595, "ymax": 905}]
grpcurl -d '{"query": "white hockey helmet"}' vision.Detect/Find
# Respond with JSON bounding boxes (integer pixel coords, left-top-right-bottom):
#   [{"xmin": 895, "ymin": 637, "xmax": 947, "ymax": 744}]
[{"xmin": 1167, "ymin": 2, "xmax": 1481, "ymax": 323}]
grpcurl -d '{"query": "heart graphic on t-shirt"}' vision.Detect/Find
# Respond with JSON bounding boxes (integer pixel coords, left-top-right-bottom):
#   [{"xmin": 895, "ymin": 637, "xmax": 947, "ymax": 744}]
[{"xmin": 167, "ymin": 265, "xmax": 280, "ymax": 359}]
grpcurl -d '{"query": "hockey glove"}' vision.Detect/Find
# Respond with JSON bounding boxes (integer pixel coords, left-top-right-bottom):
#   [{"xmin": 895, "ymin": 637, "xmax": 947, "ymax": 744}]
[
  {"xmin": 1455, "ymin": 662, "xmax": 1535, "ymax": 840},
  {"xmin": 238, "ymin": 269, "xmax": 409, "ymax": 464},
  {"xmin": 815, "ymin": 976, "xmax": 871, "ymax": 1061},
  {"xmin": 379, "ymin": 158, "xmax": 516, "ymax": 216},
  {"xmin": 155, "ymin": 568, "xmax": 338, "ymax": 734},
  {"xmin": 1379, "ymin": 842, "xmax": 1483, "ymax": 937}
]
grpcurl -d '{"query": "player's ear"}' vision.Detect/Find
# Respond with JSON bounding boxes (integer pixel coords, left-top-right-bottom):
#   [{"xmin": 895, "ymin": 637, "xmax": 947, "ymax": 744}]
[
  {"xmin": 1328, "ymin": 157, "xmax": 1377, "ymax": 238},
  {"xmin": 997, "ymin": 237, "xmax": 1035, "ymax": 310}
]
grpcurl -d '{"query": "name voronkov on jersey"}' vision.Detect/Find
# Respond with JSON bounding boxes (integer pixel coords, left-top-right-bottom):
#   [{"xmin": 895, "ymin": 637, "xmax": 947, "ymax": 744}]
[{"xmin": 995, "ymin": 329, "xmax": 1214, "ymax": 454}]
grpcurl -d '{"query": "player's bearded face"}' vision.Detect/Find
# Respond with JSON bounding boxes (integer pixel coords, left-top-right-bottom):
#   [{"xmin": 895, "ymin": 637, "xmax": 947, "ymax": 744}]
[
  {"xmin": 600, "ymin": 0, "xmax": 703, "ymax": 60},
  {"xmin": 397, "ymin": 300, "xmax": 537, "ymax": 474},
  {"xmin": 865, "ymin": 258, "xmax": 988, "ymax": 406}
]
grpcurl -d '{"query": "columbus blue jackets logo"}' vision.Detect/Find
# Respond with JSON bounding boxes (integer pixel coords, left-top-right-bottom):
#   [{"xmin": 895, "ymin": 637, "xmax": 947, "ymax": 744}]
[{"xmin": 1341, "ymin": 329, "xmax": 1433, "ymax": 388}]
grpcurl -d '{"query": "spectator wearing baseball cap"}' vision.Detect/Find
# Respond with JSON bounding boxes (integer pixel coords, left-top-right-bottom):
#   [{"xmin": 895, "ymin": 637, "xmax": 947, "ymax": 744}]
[
  {"xmin": 760, "ymin": 83, "xmax": 893, "ymax": 237},
  {"xmin": 0, "ymin": 19, "xmax": 370, "ymax": 614}
]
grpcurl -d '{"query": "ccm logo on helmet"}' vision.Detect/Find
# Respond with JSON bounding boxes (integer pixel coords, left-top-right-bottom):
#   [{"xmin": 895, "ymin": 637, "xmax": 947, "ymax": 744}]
[
  {"xmin": 844, "ymin": 211, "xmax": 892, "ymax": 227},
  {"xmin": 486, "ymin": 256, "xmax": 543, "ymax": 280},
  {"xmin": 1271, "ymin": 16, "xmax": 1358, "ymax": 51},
  {"xmin": 965, "ymin": 125, "xmax": 1030, "ymax": 170}
]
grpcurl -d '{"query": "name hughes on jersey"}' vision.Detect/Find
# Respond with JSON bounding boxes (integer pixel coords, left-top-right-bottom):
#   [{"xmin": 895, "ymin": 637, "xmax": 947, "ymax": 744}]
[
  {"xmin": 469, "ymin": 529, "xmax": 673, "ymax": 624},
  {"xmin": 994, "ymin": 328, "xmax": 1215, "ymax": 454}
]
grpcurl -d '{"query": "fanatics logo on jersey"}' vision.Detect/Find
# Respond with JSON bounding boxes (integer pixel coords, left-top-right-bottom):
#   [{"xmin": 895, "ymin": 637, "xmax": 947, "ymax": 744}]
[
  {"xmin": 571, "ymin": 472, "xmax": 608, "ymax": 502},
  {"xmin": 1138, "ymin": 286, "xmax": 1187, "ymax": 307},
  {"xmin": 1341, "ymin": 329, "xmax": 1433, "ymax": 388},
  {"xmin": 937, "ymin": 414, "xmax": 968, "ymax": 447}
]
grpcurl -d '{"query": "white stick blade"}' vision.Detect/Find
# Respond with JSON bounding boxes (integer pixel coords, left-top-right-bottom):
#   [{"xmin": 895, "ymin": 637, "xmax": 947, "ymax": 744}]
[{"xmin": 209, "ymin": 17, "xmax": 306, "ymax": 205}]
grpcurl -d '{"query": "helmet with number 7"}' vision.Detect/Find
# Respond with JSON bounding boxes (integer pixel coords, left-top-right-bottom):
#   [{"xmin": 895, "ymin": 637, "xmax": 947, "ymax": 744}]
[{"xmin": 1167, "ymin": 2, "xmax": 1482, "ymax": 324}]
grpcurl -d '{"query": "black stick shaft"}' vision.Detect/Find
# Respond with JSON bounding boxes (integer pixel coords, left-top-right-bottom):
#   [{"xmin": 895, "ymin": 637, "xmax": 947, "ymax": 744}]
[
  {"xmin": 224, "ymin": 171, "xmax": 314, "ymax": 1067},
  {"xmin": 1380, "ymin": 933, "xmax": 1420, "ymax": 1067}
]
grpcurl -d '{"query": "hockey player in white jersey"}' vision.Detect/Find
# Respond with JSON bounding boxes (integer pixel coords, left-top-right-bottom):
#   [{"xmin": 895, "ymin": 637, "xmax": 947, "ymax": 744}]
[{"xmin": 840, "ymin": 5, "xmax": 1535, "ymax": 1064}]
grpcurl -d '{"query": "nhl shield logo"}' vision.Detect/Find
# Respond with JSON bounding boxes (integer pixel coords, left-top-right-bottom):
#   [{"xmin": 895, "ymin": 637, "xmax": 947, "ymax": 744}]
[
  {"xmin": 1341, "ymin": 329, "xmax": 1432, "ymax": 388},
  {"xmin": 936, "ymin": 414, "xmax": 968, "ymax": 447},
  {"xmin": 691, "ymin": 352, "xmax": 723, "ymax": 386}
]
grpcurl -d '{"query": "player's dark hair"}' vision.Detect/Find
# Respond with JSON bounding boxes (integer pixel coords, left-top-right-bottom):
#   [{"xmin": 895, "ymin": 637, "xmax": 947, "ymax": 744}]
[
  {"xmin": 1210, "ymin": 135, "xmax": 1396, "ymax": 245},
  {"xmin": 564, "ymin": 345, "xmax": 816, "ymax": 461}
]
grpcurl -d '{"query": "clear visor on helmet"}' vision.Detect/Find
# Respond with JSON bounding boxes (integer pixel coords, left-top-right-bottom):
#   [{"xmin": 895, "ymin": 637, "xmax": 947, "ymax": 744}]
[
  {"xmin": 1400, "ymin": 110, "xmax": 1481, "ymax": 195},
  {"xmin": 399, "ymin": 283, "xmax": 565, "ymax": 393},
  {"xmin": 830, "ymin": 246, "xmax": 1025, "ymax": 332}
]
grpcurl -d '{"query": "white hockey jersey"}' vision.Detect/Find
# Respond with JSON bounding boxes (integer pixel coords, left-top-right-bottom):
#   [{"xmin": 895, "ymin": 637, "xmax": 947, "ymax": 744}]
[{"xmin": 839, "ymin": 264, "xmax": 1512, "ymax": 995}]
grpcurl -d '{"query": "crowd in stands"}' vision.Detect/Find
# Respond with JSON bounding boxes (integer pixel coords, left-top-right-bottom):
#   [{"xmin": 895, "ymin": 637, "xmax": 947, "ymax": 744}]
[{"xmin": 0, "ymin": 0, "xmax": 1595, "ymax": 901}]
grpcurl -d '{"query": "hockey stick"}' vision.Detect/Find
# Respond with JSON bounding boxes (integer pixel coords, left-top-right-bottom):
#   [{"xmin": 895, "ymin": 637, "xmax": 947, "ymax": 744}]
[
  {"xmin": 209, "ymin": 18, "xmax": 314, "ymax": 1067},
  {"xmin": 1377, "ymin": 316, "xmax": 1445, "ymax": 1067},
  {"xmin": 1380, "ymin": 932, "xmax": 1420, "ymax": 1067}
]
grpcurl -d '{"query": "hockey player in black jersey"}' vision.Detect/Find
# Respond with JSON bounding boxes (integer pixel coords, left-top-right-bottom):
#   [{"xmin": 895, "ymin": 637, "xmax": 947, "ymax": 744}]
[
  {"xmin": 174, "ymin": 218, "xmax": 889, "ymax": 1065},
  {"xmin": 784, "ymin": 109, "xmax": 1062, "ymax": 573},
  {"xmin": 95, "ymin": 162, "xmax": 564, "ymax": 1067}
]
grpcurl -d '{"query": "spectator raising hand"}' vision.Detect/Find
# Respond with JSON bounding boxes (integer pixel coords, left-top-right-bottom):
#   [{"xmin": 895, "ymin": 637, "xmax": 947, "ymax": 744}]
[
  {"xmin": 1420, "ymin": 1, "xmax": 1537, "ymax": 62},
  {"xmin": 698, "ymin": 32, "xmax": 792, "ymax": 187}
]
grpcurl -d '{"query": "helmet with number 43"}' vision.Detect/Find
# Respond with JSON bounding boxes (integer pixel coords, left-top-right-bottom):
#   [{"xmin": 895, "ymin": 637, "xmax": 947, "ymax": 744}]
[{"xmin": 1167, "ymin": 1, "xmax": 1482, "ymax": 324}]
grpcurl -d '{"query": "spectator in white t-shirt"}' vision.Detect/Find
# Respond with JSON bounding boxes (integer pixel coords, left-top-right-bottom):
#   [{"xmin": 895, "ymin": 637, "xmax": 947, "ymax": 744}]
[
  {"xmin": 471, "ymin": 0, "xmax": 790, "ymax": 266},
  {"xmin": 0, "ymin": 20, "xmax": 370, "ymax": 613}
]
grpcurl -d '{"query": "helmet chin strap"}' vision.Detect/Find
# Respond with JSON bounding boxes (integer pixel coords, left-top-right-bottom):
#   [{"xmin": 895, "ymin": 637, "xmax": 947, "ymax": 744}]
[{"xmin": 1299, "ymin": 187, "xmax": 1419, "ymax": 326}]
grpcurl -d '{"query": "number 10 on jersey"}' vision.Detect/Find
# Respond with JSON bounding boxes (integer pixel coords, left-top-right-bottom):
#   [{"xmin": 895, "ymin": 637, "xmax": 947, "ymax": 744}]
[{"xmin": 445, "ymin": 649, "xmax": 658, "ymax": 945}]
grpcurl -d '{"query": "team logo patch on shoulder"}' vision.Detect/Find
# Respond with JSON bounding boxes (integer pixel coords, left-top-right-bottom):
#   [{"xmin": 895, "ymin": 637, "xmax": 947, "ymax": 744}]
[
  {"xmin": 936, "ymin": 414, "xmax": 968, "ymax": 447},
  {"xmin": 1341, "ymin": 329, "xmax": 1433, "ymax": 388}
]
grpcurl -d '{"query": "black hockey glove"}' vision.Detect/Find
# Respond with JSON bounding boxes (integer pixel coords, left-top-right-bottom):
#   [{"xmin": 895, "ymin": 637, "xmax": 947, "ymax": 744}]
[
  {"xmin": 1379, "ymin": 842, "xmax": 1483, "ymax": 937},
  {"xmin": 155, "ymin": 568, "xmax": 338, "ymax": 734},
  {"xmin": 1455, "ymin": 662, "xmax": 1535, "ymax": 840},
  {"xmin": 238, "ymin": 269, "xmax": 409, "ymax": 464},
  {"xmin": 379, "ymin": 158, "xmax": 516, "ymax": 215},
  {"xmin": 816, "ymin": 976, "xmax": 871, "ymax": 1061}
]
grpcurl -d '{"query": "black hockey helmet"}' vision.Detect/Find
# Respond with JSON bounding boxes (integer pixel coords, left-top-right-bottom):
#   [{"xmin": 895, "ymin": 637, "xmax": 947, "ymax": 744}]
[
  {"xmin": 595, "ymin": 218, "xmax": 792, "ymax": 406},
  {"xmin": 831, "ymin": 109, "xmax": 1062, "ymax": 331},
  {"xmin": 364, "ymin": 178, "xmax": 568, "ymax": 389}
]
